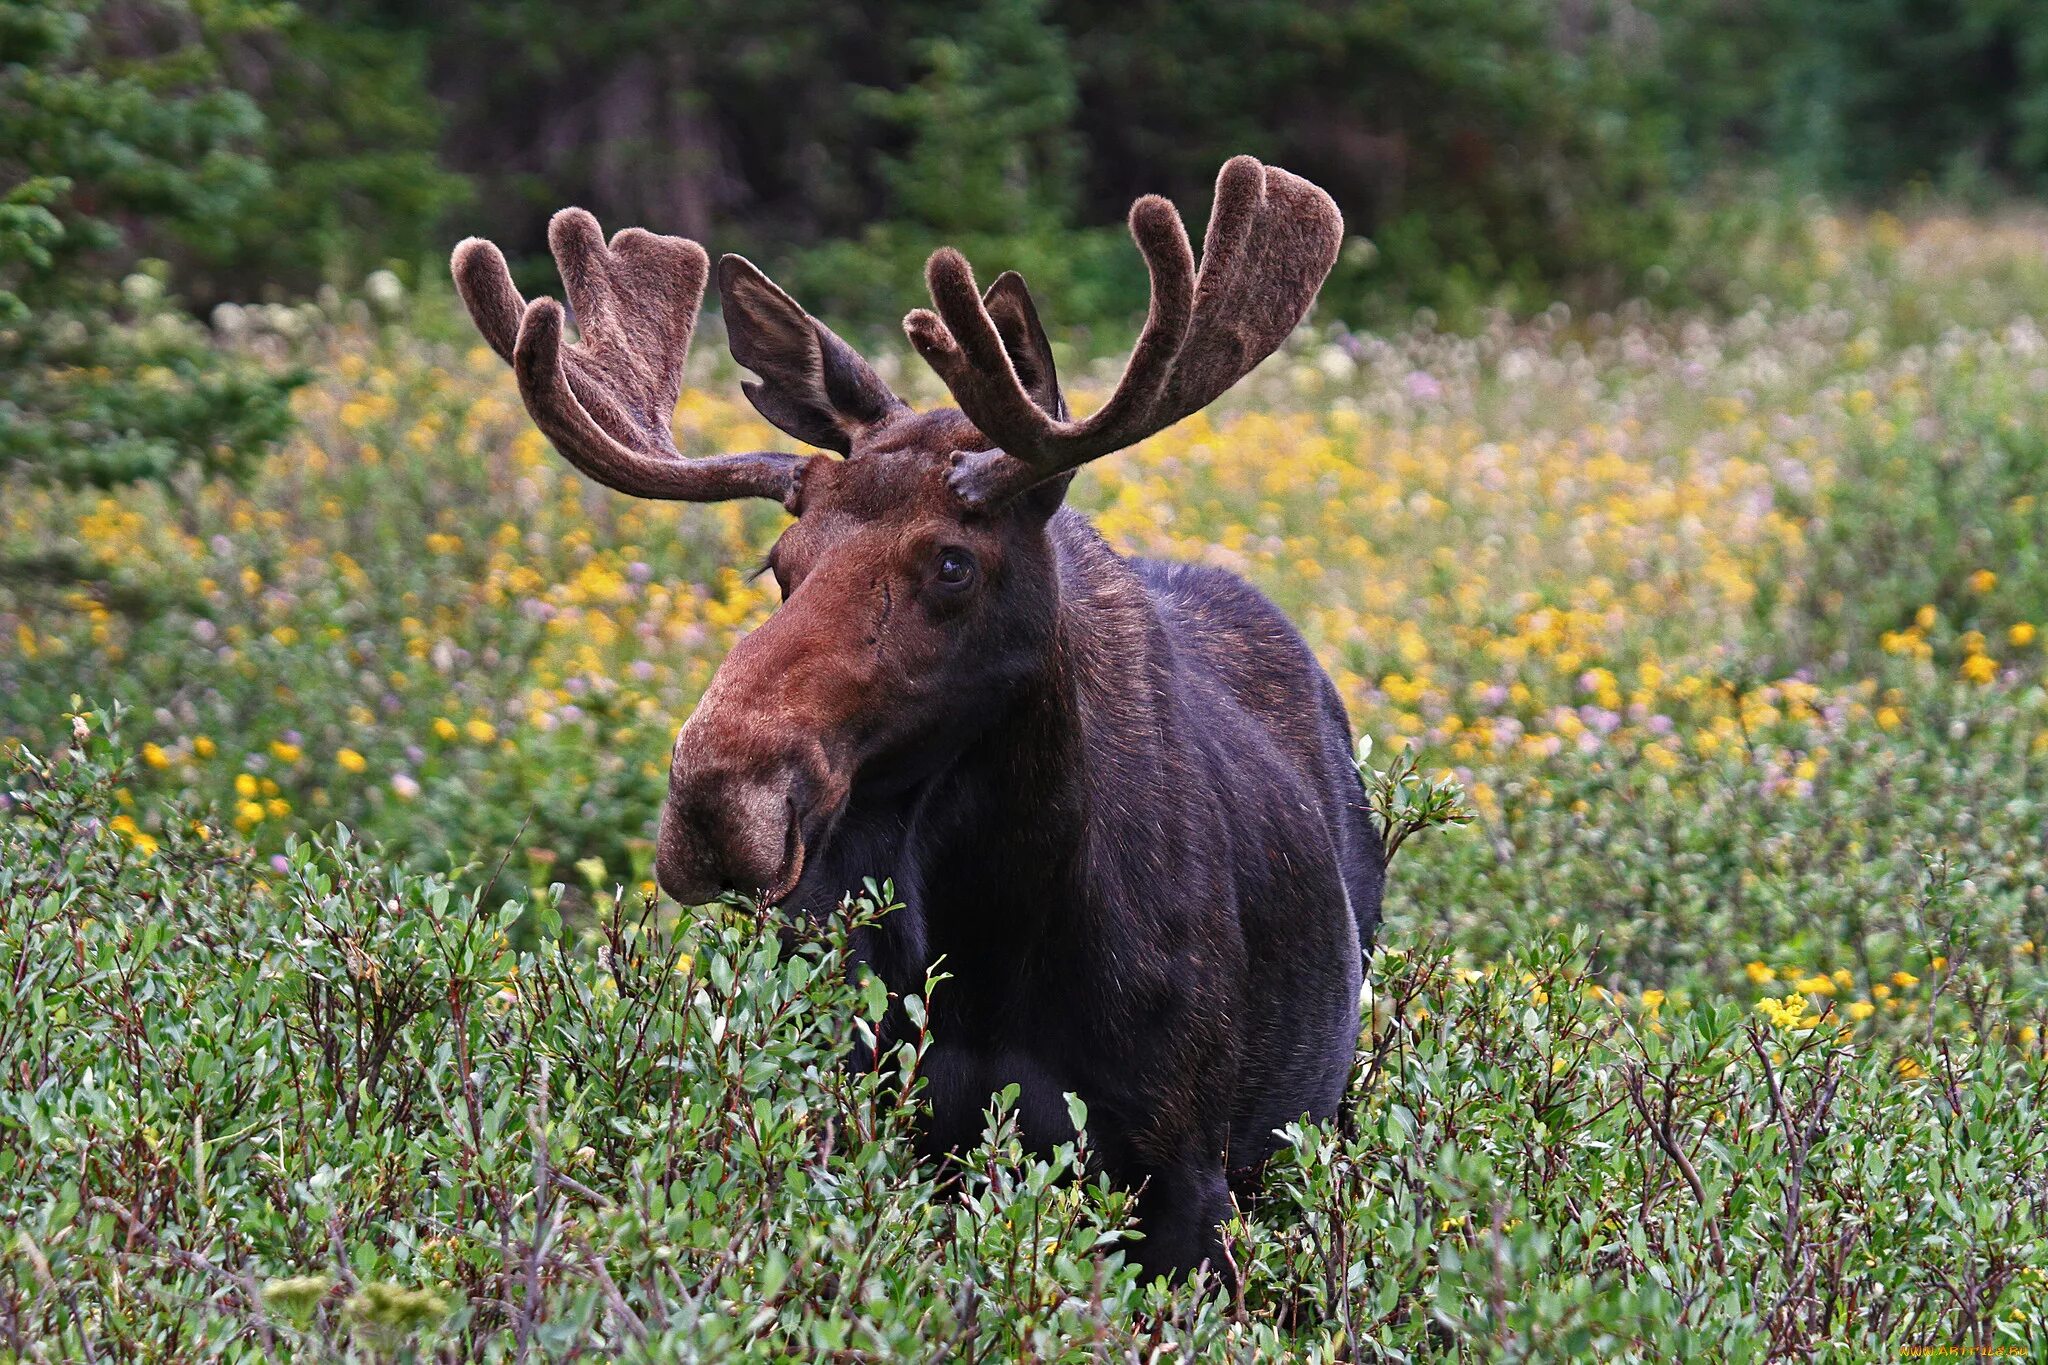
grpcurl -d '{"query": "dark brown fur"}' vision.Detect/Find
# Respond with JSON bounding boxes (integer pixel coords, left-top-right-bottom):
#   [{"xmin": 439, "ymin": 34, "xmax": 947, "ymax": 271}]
[{"xmin": 450, "ymin": 158, "xmax": 1381, "ymax": 1288}]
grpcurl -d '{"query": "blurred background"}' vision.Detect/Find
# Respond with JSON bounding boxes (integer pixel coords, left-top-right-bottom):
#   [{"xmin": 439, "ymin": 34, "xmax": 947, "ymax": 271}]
[
  {"xmin": 17, "ymin": 0, "xmax": 2048, "ymax": 485},
  {"xmin": 16, "ymin": 0, "xmax": 2048, "ymax": 334},
  {"xmin": 8, "ymin": 0, "xmax": 2048, "ymax": 926}
]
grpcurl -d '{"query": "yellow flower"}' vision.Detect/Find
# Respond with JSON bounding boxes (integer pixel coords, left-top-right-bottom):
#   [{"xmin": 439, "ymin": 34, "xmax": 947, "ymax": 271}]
[
  {"xmin": 2011, "ymin": 622, "xmax": 2037, "ymax": 647},
  {"xmin": 1896, "ymin": 1056, "xmax": 1927, "ymax": 1080},
  {"xmin": 1930, "ymin": 955, "xmax": 1947, "ymax": 972},
  {"xmin": 266, "ymin": 798, "xmax": 291, "ymax": 819},
  {"xmin": 336, "ymin": 748, "xmax": 367, "ymax": 774},
  {"xmin": 1875, "ymin": 706, "xmax": 1902, "ymax": 730},
  {"xmin": 1847, "ymin": 1001, "xmax": 1876, "ymax": 1021},
  {"xmin": 235, "ymin": 772, "xmax": 259, "ymax": 798},
  {"xmin": 1891, "ymin": 971, "xmax": 1919, "ymax": 989},
  {"xmin": 1745, "ymin": 961, "xmax": 1777, "ymax": 985},
  {"xmin": 194, "ymin": 736, "xmax": 216, "ymax": 758},
  {"xmin": 236, "ymin": 800, "xmax": 266, "ymax": 829},
  {"xmin": 1793, "ymin": 974, "xmax": 1837, "ymax": 996},
  {"xmin": 1758, "ymin": 996, "xmax": 1812, "ymax": 1030},
  {"xmin": 465, "ymin": 718, "xmax": 496, "ymax": 744},
  {"xmin": 141, "ymin": 742, "xmax": 170, "ymax": 769},
  {"xmin": 1915, "ymin": 604, "xmax": 1938, "ymax": 630},
  {"xmin": 432, "ymin": 716, "xmax": 459, "ymax": 741},
  {"xmin": 1968, "ymin": 569, "xmax": 1998, "ymax": 594},
  {"xmin": 1640, "ymin": 989, "xmax": 1666, "ymax": 1012},
  {"xmin": 269, "ymin": 740, "xmax": 303, "ymax": 764},
  {"xmin": 1961, "ymin": 654, "xmax": 1997, "ymax": 685}
]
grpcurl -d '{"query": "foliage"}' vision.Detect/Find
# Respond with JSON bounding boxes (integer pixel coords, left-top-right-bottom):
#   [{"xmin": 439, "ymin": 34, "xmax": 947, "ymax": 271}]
[
  {"xmin": 400, "ymin": 0, "xmax": 1701, "ymax": 322},
  {"xmin": 1063, "ymin": 0, "xmax": 1686, "ymax": 318},
  {"xmin": 1649, "ymin": 0, "xmax": 2048, "ymax": 200},
  {"xmin": 1, "ymin": 708, "xmax": 1144, "ymax": 1357},
  {"xmin": 337, "ymin": 0, "xmax": 2048, "ymax": 322},
  {"xmin": 867, "ymin": 0, "xmax": 1079, "ymax": 237},
  {"xmin": 204, "ymin": 5, "xmax": 471, "ymax": 296},
  {"xmin": 24, "ymin": 0, "xmax": 2048, "ymax": 347},
  {"xmin": 19, "ymin": 0, "xmax": 2048, "ymax": 356},
  {"xmin": 5, "ymin": 210, "xmax": 2044, "ymax": 941},
  {"xmin": 3, "ymin": 708, "xmax": 2042, "ymax": 1357},
  {"xmin": 1354, "ymin": 734, "xmax": 1474, "ymax": 869},
  {"xmin": 0, "ymin": 0, "xmax": 301, "ymax": 487},
  {"xmin": 7, "ymin": 215, "xmax": 2048, "ymax": 1355},
  {"xmin": 1769, "ymin": 0, "xmax": 2048, "ymax": 195},
  {"xmin": 768, "ymin": 0, "xmax": 1137, "ymax": 323}
]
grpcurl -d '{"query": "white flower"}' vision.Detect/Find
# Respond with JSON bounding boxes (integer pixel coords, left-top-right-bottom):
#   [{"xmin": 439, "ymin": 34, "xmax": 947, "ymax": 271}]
[{"xmin": 365, "ymin": 270, "xmax": 406, "ymax": 311}]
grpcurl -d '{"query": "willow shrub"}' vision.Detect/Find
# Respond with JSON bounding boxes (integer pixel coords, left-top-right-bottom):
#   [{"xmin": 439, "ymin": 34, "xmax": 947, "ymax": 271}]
[{"xmin": 5, "ymin": 709, "xmax": 2043, "ymax": 1360}]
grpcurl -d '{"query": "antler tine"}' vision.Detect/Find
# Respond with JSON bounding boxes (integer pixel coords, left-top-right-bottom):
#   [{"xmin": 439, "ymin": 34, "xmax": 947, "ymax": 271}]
[
  {"xmin": 910, "ymin": 156, "xmax": 1341, "ymax": 508},
  {"xmin": 908, "ymin": 196, "xmax": 1194, "ymax": 466},
  {"xmin": 451, "ymin": 210, "xmax": 813, "ymax": 506}
]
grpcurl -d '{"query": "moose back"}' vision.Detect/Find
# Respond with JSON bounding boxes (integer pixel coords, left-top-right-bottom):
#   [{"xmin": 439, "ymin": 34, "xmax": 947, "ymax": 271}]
[{"xmin": 451, "ymin": 156, "xmax": 1383, "ymax": 1286}]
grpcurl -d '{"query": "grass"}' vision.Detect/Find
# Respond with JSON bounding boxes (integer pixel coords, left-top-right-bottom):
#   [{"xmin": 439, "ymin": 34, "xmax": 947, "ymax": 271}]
[{"xmin": 3, "ymin": 211, "xmax": 2048, "ymax": 1357}]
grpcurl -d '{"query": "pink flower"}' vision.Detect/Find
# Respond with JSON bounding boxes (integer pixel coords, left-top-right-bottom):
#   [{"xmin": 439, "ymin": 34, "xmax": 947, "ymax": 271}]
[{"xmin": 1403, "ymin": 370, "xmax": 1442, "ymax": 402}]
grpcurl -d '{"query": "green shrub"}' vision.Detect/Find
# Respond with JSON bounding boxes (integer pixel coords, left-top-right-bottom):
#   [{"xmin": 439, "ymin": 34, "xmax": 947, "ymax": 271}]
[
  {"xmin": 203, "ymin": 9, "xmax": 472, "ymax": 297},
  {"xmin": 4, "ymin": 708, "xmax": 2043, "ymax": 1357},
  {"xmin": 0, "ymin": 0, "xmax": 301, "ymax": 488}
]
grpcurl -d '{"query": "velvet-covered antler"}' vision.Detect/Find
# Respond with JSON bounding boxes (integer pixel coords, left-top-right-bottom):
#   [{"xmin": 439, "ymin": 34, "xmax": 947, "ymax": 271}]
[
  {"xmin": 452, "ymin": 210, "xmax": 816, "ymax": 505},
  {"xmin": 905, "ymin": 155, "xmax": 1341, "ymax": 507}
]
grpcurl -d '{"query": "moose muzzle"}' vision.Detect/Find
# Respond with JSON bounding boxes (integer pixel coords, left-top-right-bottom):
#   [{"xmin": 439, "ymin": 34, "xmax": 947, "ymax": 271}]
[
  {"xmin": 652, "ymin": 604, "xmax": 865, "ymax": 906},
  {"xmin": 655, "ymin": 752, "xmax": 815, "ymax": 905}
]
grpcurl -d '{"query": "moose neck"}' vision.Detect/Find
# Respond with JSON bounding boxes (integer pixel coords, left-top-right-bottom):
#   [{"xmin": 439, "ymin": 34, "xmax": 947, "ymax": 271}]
[{"xmin": 817, "ymin": 510, "xmax": 1176, "ymax": 960}]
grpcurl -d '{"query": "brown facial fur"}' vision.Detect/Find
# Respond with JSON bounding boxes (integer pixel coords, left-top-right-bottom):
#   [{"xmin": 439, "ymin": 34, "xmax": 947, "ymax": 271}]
[{"xmin": 654, "ymin": 409, "xmax": 1056, "ymax": 904}]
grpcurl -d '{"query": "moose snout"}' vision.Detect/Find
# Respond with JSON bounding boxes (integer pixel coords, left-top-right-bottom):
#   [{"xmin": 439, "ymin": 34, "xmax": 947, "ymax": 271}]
[
  {"xmin": 653, "ymin": 573, "xmax": 866, "ymax": 906},
  {"xmin": 655, "ymin": 736, "xmax": 835, "ymax": 906}
]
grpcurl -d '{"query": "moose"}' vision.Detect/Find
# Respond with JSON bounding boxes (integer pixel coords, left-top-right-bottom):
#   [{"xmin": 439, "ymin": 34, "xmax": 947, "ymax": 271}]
[{"xmin": 451, "ymin": 156, "xmax": 1382, "ymax": 1287}]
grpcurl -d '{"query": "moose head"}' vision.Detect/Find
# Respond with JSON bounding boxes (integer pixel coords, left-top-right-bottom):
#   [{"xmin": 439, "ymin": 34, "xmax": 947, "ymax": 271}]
[{"xmin": 451, "ymin": 156, "xmax": 1341, "ymax": 909}]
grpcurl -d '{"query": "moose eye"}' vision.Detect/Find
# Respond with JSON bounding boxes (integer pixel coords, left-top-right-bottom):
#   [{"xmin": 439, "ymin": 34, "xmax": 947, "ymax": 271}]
[{"xmin": 933, "ymin": 547, "xmax": 976, "ymax": 590}]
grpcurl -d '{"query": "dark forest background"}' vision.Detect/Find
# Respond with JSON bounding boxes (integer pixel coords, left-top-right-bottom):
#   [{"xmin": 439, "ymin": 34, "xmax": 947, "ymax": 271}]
[
  {"xmin": 28, "ymin": 0, "xmax": 2048, "ymax": 310},
  {"xmin": 11, "ymin": 0, "xmax": 2048, "ymax": 483}
]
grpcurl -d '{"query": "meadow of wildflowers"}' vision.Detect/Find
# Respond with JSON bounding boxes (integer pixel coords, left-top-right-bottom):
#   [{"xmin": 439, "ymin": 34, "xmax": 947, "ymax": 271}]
[{"xmin": 4, "ymin": 215, "xmax": 2047, "ymax": 1356}]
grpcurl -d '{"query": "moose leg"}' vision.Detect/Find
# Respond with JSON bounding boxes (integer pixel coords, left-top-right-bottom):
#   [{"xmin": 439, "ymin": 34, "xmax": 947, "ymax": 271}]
[{"xmin": 1131, "ymin": 1156, "xmax": 1236, "ymax": 1292}]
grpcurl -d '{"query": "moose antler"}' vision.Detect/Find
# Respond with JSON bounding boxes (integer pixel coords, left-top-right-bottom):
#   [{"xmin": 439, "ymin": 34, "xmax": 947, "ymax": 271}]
[
  {"xmin": 906, "ymin": 155, "xmax": 1341, "ymax": 507},
  {"xmin": 452, "ymin": 210, "xmax": 815, "ymax": 505}
]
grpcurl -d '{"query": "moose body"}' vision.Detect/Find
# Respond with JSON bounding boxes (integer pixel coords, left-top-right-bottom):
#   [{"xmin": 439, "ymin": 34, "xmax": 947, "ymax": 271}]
[
  {"xmin": 798, "ymin": 500, "xmax": 1384, "ymax": 1277},
  {"xmin": 453, "ymin": 156, "xmax": 1382, "ymax": 1284}
]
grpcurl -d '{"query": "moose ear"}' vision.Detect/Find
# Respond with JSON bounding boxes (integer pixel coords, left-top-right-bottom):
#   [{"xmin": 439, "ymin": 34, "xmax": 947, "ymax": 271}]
[
  {"xmin": 718, "ymin": 255, "xmax": 903, "ymax": 453},
  {"xmin": 981, "ymin": 271, "xmax": 1067, "ymax": 421}
]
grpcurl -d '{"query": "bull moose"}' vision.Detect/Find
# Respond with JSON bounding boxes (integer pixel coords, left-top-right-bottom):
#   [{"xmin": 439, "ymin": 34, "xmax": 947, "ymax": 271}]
[{"xmin": 450, "ymin": 156, "xmax": 1383, "ymax": 1287}]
